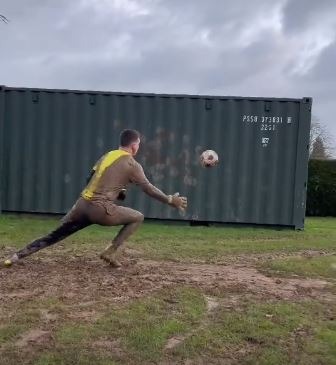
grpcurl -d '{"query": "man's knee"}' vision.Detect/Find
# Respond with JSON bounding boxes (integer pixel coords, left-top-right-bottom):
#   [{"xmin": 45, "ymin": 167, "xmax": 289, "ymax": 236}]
[{"xmin": 135, "ymin": 212, "xmax": 144, "ymax": 223}]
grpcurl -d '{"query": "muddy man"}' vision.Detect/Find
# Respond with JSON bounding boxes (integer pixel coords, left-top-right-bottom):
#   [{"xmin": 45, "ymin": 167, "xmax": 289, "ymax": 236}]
[{"xmin": 4, "ymin": 129, "xmax": 187, "ymax": 268}]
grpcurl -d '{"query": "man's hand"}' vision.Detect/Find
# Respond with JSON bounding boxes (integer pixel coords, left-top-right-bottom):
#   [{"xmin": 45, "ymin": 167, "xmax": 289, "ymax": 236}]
[{"xmin": 168, "ymin": 193, "xmax": 188, "ymax": 211}]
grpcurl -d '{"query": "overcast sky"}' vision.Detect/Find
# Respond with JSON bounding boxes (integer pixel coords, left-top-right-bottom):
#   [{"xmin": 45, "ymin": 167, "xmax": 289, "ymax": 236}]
[{"xmin": 1, "ymin": 0, "xmax": 336, "ymax": 149}]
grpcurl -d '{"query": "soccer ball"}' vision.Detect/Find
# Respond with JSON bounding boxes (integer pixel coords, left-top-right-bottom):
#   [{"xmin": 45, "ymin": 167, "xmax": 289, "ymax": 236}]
[{"xmin": 200, "ymin": 150, "xmax": 219, "ymax": 167}]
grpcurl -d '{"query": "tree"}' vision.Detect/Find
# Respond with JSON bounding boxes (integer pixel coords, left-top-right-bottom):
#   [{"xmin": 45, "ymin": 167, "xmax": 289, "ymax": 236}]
[
  {"xmin": 0, "ymin": 14, "xmax": 9, "ymax": 23},
  {"xmin": 306, "ymin": 159, "xmax": 336, "ymax": 216},
  {"xmin": 309, "ymin": 117, "xmax": 334, "ymax": 160},
  {"xmin": 311, "ymin": 136, "xmax": 328, "ymax": 160}
]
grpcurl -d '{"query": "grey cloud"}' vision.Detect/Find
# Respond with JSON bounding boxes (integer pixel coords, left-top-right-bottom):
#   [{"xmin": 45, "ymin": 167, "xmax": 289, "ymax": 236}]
[
  {"xmin": 0, "ymin": 0, "xmax": 335, "ymax": 147},
  {"xmin": 283, "ymin": 0, "xmax": 336, "ymax": 33}
]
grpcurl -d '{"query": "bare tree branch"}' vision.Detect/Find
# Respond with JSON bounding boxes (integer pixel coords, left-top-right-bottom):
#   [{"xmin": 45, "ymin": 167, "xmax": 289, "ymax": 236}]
[
  {"xmin": 311, "ymin": 136, "xmax": 328, "ymax": 160},
  {"xmin": 310, "ymin": 116, "xmax": 335, "ymax": 159},
  {"xmin": 0, "ymin": 14, "xmax": 9, "ymax": 23}
]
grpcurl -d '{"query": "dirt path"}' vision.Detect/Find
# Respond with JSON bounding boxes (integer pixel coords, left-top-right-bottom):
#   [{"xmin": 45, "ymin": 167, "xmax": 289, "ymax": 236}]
[{"xmin": 0, "ymin": 254, "xmax": 332, "ymax": 307}]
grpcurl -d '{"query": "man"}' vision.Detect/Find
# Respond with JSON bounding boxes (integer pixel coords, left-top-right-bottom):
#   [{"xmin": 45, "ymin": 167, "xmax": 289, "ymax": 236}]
[{"xmin": 4, "ymin": 129, "xmax": 187, "ymax": 268}]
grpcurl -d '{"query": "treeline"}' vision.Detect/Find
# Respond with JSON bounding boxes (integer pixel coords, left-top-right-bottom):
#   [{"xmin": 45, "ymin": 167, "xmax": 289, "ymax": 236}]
[{"xmin": 306, "ymin": 159, "xmax": 336, "ymax": 216}]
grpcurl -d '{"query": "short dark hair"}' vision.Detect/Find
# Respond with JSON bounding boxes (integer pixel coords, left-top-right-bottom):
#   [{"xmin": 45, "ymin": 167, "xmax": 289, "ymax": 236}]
[{"xmin": 120, "ymin": 129, "xmax": 140, "ymax": 147}]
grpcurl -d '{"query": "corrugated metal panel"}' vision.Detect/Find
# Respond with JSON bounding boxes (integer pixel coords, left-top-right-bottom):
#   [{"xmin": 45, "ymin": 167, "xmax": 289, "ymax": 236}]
[
  {"xmin": 0, "ymin": 86, "xmax": 5, "ymax": 213},
  {"xmin": 0, "ymin": 86, "xmax": 312, "ymax": 228}
]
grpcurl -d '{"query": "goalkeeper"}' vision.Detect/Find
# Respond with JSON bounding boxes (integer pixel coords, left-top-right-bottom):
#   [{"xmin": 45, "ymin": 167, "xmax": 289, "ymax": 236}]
[{"xmin": 4, "ymin": 129, "xmax": 187, "ymax": 268}]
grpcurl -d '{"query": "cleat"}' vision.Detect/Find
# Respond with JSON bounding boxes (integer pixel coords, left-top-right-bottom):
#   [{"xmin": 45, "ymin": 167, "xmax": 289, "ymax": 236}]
[
  {"xmin": 100, "ymin": 245, "xmax": 122, "ymax": 268},
  {"xmin": 100, "ymin": 253, "xmax": 122, "ymax": 268},
  {"xmin": 3, "ymin": 254, "xmax": 19, "ymax": 267},
  {"xmin": 4, "ymin": 259, "xmax": 12, "ymax": 267}
]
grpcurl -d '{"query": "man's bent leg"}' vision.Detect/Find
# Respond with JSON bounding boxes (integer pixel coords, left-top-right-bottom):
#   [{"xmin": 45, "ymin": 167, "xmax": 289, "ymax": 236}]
[
  {"xmin": 4, "ymin": 220, "xmax": 90, "ymax": 266},
  {"xmin": 112, "ymin": 220, "xmax": 143, "ymax": 248},
  {"xmin": 98, "ymin": 206, "xmax": 144, "ymax": 267}
]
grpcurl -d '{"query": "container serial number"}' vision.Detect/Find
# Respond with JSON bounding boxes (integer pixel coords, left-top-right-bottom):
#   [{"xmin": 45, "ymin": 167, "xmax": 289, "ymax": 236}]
[
  {"xmin": 242, "ymin": 115, "xmax": 283, "ymax": 123},
  {"xmin": 261, "ymin": 124, "xmax": 276, "ymax": 131}
]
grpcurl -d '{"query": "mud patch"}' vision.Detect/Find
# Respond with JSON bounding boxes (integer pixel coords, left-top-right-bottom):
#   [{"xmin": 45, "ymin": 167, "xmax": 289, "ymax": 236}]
[
  {"xmin": 67, "ymin": 310, "xmax": 99, "ymax": 322},
  {"xmin": 15, "ymin": 329, "xmax": 51, "ymax": 348},
  {"xmin": 0, "ymin": 255, "xmax": 333, "ymax": 311},
  {"xmin": 165, "ymin": 335, "xmax": 186, "ymax": 350},
  {"xmin": 92, "ymin": 339, "xmax": 125, "ymax": 357},
  {"xmin": 135, "ymin": 260, "xmax": 330, "ymax": 300},
  {"xmin": 205, "ymin": 296, "xmax": 219, "ymax": 311},
  {"xmin": 165, "ymin": 295, "xmax": 220, "ymax": 351},
  {"xmin": 40, "ymin": 309, "xmax": 58, "ymax": 322}
]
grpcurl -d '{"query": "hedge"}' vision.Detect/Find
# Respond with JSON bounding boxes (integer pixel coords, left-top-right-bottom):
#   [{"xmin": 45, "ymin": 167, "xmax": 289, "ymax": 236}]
[{"xmin": 306, "ymin": 159, "xmax": 336, "ymax": 216}]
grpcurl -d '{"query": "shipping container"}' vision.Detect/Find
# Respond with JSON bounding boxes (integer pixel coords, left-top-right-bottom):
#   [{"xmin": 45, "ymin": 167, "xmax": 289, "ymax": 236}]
[{"xmin": 0, "ymin": 86, "xmax": 312, "ymax": 229}]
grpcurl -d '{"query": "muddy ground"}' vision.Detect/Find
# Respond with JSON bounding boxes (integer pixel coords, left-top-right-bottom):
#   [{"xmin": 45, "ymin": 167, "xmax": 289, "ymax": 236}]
[
  {"xmin": 0, "ymin": 248, "xmax": 335, "ymax": 365},
  {"xmin": 1, "ymin": 248, "xmax": 333, "ymax": 307}
]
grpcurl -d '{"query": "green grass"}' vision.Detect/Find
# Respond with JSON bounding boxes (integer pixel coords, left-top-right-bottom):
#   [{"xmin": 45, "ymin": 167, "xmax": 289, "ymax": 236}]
[
  {"xmin": 0, "ymin": 287, "xmax": 205, "ymax": 364},
  {"xmin": 0, "ymin": 285, "xmax": 335, "ymax": 364},
  {"xmin": 35, "ymin": 351, "xmax": 118, "ymax": 365},
  {"xmin": 0, "ymin": 305, "xmax": 41, "ymax": 346},
  {"xmin": 23, "ymin": 293, "xmax": 336, "ymax": 364},
  {"xmin": 56, "ymin": 325, "xmax": 96, "ymax": 345},
  {"xmin": 53, "ymin": 287, "xmax": 206, "ymax": 363},
  {"xmin": 262, "ymin": 255, "xmax": 336, "ymax": 279},
  {"xmin": 173, "ymin": 301, "xmax": 336, "ymax": 365},
  {"xmin": 0, "ymin": 324, "xmax": 27, "ymax": 345},
  {"xmin": 1, "ymin": 215, "xmax": 336, "ymax": 262},
  {"xmin": 1, "ymin": 215, "xmax": 336, "ymax": 364},
  {"xmin": 311, "ymin": 325, "xmax": 336, "ymax": 364}
]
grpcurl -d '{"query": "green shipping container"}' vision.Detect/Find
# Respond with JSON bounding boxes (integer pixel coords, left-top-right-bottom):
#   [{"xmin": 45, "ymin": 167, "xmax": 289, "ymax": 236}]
[{"xmin": 0, "ymin": 86, "xmax": 312, "ymax": 229}]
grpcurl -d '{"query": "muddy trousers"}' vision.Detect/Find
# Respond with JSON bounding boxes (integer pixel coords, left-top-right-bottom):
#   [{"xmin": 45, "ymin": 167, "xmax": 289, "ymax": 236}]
[
  {"xmin": 16, "ymin": 220, "xmax": 90, "ymax": 259},
  {"xmin": 16, "ymin": 198, "xmax": 144, "ymax": 260}
]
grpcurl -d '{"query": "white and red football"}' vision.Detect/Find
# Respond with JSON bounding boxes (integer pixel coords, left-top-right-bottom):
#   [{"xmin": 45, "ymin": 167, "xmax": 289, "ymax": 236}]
[{"xmin": 200, "ymin": 150, "xmax": 219, "ymax": 167}]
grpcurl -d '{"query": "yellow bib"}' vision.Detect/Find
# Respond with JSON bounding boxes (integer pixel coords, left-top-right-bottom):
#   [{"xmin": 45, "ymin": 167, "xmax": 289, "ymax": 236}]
[{"xmin": 82, "ymin": 150, "xmax": 130, "ymax": 200}]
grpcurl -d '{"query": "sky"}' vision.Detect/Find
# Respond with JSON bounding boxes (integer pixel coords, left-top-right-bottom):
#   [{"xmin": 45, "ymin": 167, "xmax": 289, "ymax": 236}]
[{"xmin": 1, "ymin": 0, "xmax": 336, "ymax": 150}]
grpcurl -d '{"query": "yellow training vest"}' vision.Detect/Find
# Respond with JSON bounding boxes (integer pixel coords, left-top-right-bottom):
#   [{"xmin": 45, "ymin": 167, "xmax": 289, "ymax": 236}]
[{"xmin": 82, "ymin": 150, "xmax": 130, "ymax": 200}]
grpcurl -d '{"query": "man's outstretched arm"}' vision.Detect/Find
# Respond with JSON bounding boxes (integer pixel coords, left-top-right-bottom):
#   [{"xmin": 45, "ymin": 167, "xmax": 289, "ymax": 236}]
[{"xmin": 131, "ymin": 162, "xmax": 187, "ymax": 210}]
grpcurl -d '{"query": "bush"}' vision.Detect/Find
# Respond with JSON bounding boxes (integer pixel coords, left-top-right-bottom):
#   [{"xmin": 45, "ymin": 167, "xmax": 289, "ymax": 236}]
[{"xmin": 306, "ymin": 159, "xmax": 336, "ymax": 216}]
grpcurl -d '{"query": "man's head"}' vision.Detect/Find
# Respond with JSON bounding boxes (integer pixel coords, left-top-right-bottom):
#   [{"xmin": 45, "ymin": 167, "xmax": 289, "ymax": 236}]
[{"xmin": 119, "ymin": 129, "xmax": 141, "ymax": 156}]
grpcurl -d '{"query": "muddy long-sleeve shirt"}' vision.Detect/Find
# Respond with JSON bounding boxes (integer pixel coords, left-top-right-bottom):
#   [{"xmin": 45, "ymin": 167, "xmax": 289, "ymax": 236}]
[{"xmin": 81, "ymin": 150, "xmax": 169, "ymax": 205}]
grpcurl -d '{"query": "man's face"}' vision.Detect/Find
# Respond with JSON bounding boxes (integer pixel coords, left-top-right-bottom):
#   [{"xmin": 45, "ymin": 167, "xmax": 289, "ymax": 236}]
[{"xmin": 131, "ymin": 138, "xmax": 140, "ymax": 156}]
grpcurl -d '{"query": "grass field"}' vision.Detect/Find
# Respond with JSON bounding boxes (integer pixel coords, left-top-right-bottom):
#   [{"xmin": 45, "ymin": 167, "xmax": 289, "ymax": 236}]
[{"xmin": 0, "ymin": 215, "xmax": 336, "ymax": 365}]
